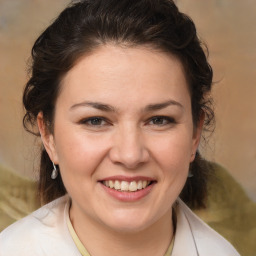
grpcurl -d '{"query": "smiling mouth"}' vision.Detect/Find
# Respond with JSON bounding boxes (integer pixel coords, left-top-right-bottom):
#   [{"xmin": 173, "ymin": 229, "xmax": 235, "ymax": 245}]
[{"xmin": 101, "ymin": 180, "xmax": 155, "ymax": 192}]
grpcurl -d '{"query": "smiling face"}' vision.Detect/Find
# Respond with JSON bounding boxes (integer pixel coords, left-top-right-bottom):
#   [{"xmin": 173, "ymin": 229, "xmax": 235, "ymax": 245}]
[{"xmin": 39, "ymin": 45, "xmax": 202, "ymax": 234}]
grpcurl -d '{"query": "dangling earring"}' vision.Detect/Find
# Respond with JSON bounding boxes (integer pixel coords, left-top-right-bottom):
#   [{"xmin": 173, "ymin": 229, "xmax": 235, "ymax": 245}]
[
  {"xmin": 51, "ymin": 162, "xmax": 58, "ymax": 179},
  {"xmin": 188, "ymin": 152, "xmax": 195, "ymax": 178},
  {"xmin": 188, "ymin": 171, "xmax": 193, "ymax": 178}
]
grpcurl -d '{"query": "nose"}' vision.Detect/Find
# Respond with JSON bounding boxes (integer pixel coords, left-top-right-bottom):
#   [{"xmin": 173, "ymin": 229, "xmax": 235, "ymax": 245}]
[{"xmin": 109, "ymin": 124, "xmax": 150, "ymax": 169}]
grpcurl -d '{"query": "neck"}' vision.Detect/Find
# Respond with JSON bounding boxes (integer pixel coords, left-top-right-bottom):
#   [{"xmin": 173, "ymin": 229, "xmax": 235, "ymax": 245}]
[{"xmin": 70, "ymin": 204, "xmax": 174, "ymax": 256}]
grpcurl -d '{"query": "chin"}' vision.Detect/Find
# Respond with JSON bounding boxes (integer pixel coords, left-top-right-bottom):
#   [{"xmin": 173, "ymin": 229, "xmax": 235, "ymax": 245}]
[
  {"xmin": 99, "ymin": 209, "xmax": 159, "ymax": 234},
  {"xmin": 106, "ymin": 220, "xmax": 151, "ymax": 234}
]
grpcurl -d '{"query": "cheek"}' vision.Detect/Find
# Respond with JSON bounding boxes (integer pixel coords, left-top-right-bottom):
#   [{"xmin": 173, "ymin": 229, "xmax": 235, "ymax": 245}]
[
  {"xmin": 53, "ymin": 131, "xmax": 111, "ymax": 202},
  {"xmin": 150, "ymin": 129, "xmax": 193, "ymax": 195},
  {"xmin": 156, "ymin": 135, "xmax": 192, "ymax": 196},
  {"xmin": 151, "ymin": 130, "xmax": 193, "ymax": 168},
  {"xmin": 54, "ymin": 127, "xmax": 109, "ymax": 179}
]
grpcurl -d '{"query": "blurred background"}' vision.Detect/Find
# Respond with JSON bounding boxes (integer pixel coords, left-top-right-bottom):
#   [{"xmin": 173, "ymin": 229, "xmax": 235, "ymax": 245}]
[{"xmin": 0, "ymin": 0, "xmax": 255, "ymax": 201}]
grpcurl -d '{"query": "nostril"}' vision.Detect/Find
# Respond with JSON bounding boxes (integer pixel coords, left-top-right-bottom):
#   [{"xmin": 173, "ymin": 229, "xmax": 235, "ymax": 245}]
[{"xmin": 108, "ymin": 128, "xmax": 150, "ymax": 169}]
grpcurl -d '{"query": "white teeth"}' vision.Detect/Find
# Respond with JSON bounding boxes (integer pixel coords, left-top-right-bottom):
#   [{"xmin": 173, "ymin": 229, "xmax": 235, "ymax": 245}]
[
  {"xmin": 137, "ymin": 181, "xmax": 142, "ymax": 190},
  {"xmin": 109, "ymin": 180, "xmax": 114, "ymax": 188},
  {"xmin": 129, "ymin": 181, "xmax": 137, "ymax": 192},
  {"xmin": 120, "ymin": 181, "xmax": 129, "ymax": 191},
  {"xmin": 103, "ymin": 180, "xmax": 152, "ymax": 192},
  {"xmin": 142, "ymin": 181, "xmax": 147, "ymax": 189},
  {"xmin": 114, "ymin": 180, "xmax": 121, "ymax": 190}
]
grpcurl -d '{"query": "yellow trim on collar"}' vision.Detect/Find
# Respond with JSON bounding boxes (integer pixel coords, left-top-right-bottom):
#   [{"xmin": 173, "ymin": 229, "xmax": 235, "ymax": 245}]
[
  {"xmin": 67, "ymin": 214, "xmax": 90, "ymax": 256},
  {"xmin": 67, "ymin": 209, "xmax": 174, "ymax": 256}
]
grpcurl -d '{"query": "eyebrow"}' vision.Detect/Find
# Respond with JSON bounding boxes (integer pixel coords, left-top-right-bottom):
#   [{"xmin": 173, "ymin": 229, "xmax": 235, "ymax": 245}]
[
  {"xmin": 70, "ymin": 99, "xmax": 183, "ymax": 112},
  {"xmin": 70, "ymin": 101, "xmax": 117, "ymax": 112},
  {"xmin": 144, "ymin": 100, "xmax": 183, "ymax": 111}
]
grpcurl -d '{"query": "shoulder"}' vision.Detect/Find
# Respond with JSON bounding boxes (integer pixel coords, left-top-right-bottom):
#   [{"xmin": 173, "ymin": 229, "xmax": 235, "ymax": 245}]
[
  {"xmin": 176, "ymin": 199, "xmax": 240, "ymax": 256},
  {"xmin": 0, "ymin": 195, "xmax": 79, "ymax": 256}
]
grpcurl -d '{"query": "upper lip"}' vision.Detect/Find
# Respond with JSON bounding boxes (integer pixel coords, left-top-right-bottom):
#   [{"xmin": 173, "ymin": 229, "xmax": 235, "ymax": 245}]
[{"xmin": 99, "ymin": 175, "xmax": 156, "ymax": 182}]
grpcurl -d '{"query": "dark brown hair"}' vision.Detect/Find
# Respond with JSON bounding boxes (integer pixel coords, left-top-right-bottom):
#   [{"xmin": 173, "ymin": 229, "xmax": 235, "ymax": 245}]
[{"xmin": 23, "ymin": 0, "xmax": 214, "ymax": 208}]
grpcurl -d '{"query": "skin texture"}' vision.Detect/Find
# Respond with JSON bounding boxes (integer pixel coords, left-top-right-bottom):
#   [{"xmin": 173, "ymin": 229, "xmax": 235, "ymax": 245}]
[{"xmin": 38, "ymin": 45, "xmax": 203, "ymax": 256}]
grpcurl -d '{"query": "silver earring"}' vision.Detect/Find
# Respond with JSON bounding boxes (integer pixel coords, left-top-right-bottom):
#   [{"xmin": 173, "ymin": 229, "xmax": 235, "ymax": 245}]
[
  {"xmin": 188, "ymin": 171, "xmax": 193, "ymax": 178},
  {"xmin": 51, "ymin": 162, "xmax": 58, "ymax": 179}
]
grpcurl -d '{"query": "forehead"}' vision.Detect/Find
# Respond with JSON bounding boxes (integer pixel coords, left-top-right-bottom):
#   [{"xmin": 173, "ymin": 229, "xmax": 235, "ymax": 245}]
[{"xmin": 58, "ymin": 45, "xmax": 190, "ymax": 110}]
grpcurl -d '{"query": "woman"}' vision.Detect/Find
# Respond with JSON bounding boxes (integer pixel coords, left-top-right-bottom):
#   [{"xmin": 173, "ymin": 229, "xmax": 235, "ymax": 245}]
[{"xmin": 0, "ymin": 0, "xmax": 239, "ymax": 255}]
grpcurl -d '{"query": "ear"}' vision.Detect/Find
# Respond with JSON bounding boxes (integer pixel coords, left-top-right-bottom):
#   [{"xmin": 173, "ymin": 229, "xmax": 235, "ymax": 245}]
[
  {"xmin": 37, "ymin": 112, "xmax": 59, "ymax": 164},
  {"xmin": 190, "ymin": 111, "xmax": 205, "ymax": 162}
]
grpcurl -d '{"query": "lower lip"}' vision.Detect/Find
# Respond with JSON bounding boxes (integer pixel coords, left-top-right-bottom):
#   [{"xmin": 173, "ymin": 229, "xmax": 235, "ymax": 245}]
[{"xmin": 100, "ymin": 183, "xmax": 155, "ymax": 202}]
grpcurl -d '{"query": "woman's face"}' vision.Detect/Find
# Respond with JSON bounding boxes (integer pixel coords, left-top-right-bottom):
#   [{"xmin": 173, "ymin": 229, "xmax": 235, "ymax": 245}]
[{"xmin": 40, "ymin": 45, "xmax": 202, "ymax": 233}]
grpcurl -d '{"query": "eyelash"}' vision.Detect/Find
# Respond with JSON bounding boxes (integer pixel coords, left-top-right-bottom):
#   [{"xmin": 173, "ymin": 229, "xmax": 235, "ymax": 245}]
[
  {"xmin": 79, "ymin": 116, "xmax": 175, "ymax": 128},
  {"xmin": 79, "ymin": 117, "xmax": 109, "ymax": 127},
  {"xmin": 147, "ymin": 116, "xmax": 176, "ymax": 126}
]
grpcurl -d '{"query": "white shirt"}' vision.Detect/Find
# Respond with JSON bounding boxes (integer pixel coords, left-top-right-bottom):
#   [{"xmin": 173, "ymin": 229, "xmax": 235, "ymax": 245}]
[{"xmin": 0, "ymin": 195, "xmax": 240, "ymax": 256}]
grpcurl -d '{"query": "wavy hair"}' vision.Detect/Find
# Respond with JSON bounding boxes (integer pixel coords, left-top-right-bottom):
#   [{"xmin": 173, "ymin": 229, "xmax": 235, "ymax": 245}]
[{"xmin": 23, "ymin": 0, "xmax": 214, "ymax": 208}]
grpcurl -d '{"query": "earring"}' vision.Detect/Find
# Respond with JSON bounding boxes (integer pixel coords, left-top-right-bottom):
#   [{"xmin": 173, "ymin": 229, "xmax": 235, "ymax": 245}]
[
  {"xmin": 188, "ymin": 171, "xmax": 193, "ymax": 178},
  {"xmin": 51, "ymin": 162, "xmax": 58, "ymax": 179}
]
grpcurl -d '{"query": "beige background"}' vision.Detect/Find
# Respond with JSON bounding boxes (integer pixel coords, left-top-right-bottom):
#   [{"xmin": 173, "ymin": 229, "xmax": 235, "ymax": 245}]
[{"xmin": 0, "ymin": 0, "xmax": 255, "ymax": 201}]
